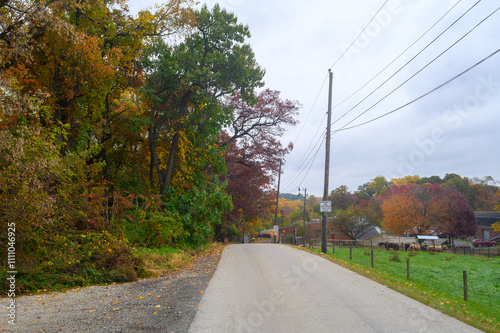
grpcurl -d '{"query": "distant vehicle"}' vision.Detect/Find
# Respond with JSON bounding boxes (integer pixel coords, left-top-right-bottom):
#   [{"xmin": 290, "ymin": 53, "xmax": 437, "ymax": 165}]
[{"xmin": 472, "ymin": 239, "xmax": 496, "ymax": 247}]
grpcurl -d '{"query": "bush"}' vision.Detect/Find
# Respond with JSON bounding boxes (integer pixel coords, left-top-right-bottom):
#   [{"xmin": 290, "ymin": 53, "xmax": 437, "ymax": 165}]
[
  {"xmin": 122, "ymin": 209, "xmax": 185, "ymax": 248},
  {"xmin": 389, "ymin": 251, "xmax": 401, "ymax": 262},
  {"xmin": 0, "ymin": 231, "xmax": 146, "ymax": 296}
]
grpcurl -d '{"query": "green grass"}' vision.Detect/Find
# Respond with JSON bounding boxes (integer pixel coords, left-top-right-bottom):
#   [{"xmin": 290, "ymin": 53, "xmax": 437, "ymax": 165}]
[{"xmin": 306, "ymin": 246, "xmax": 500, "ymax": 333}]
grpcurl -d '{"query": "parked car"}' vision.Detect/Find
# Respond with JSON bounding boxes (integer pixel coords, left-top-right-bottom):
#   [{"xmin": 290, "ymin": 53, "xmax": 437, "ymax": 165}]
[{"xmin": 472, "ymin": 239, "xmax": 496, "ymax": 247}]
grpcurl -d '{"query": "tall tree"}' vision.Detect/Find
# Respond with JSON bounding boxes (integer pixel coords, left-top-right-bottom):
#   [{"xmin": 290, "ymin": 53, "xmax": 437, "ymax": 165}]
[
  {"xmin": 217, "ymin": 89, "xmax": 299, "ymax": 236},
  {"xmin": 437, "ymin": 186, "xmax": 476, "ymax": 238},
  {"xmin": 381, "ymin": 184, "xmax": 476, "ymax": 238},
  {"xmin": 330, "ymin": 185, "xmax": 354, "ymax": 211},
  {"xmin": 141, "ymin": 4, "xmax": 265, "ymax": 195},
  {"xmin": 380, "ymin": 184, "xmax": 441, "ymax": 235}
]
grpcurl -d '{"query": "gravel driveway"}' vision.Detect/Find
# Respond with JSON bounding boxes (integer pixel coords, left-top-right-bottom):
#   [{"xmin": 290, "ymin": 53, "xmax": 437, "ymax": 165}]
[{"xmin": 1, "ymin": 247, "xmax": 222, "ymax": 333}]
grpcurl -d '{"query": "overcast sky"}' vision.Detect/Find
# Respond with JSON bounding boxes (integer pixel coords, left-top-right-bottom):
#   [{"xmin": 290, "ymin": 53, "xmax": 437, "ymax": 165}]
[{"xmin": 129, "ymin": 0, "xmax": 500, "ymax": 196}]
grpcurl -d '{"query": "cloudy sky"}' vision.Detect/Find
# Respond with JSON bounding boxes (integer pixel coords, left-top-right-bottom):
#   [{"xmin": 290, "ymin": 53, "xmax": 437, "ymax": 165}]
[{"xmin": 130, "ymin": 0, "xmax": 500, "ymax": 196}]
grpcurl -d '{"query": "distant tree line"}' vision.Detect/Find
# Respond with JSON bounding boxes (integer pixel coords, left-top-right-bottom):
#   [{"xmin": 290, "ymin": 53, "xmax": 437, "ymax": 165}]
[{"xmin": 278, "ymin": 174, "xmax": 499, "ymax": 240}]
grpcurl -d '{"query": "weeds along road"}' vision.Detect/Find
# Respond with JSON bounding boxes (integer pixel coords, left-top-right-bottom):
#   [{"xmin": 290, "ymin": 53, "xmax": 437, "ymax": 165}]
[{"xmin": 189, "ymin": 244, "xmax": 481, "ymax": 333}]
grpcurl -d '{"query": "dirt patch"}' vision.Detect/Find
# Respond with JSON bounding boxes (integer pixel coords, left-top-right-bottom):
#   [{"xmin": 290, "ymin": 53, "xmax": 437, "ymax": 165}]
[{"xmin": 1, "ymin": 245, "xmax": 224, "ymax": 333}]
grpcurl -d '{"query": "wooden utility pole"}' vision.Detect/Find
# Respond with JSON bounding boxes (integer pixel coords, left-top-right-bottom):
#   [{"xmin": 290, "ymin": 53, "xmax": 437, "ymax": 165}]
[
  {"xmin": 274, "ymin": 160, "xmax": 282, "ymax": 243},
  {"xmin": 322, "ymin": 69, "xmax": 333, "ymax": 254},
  {"xmin": 303, "ymin": 188, "xmax": 307, "ymax": 243}
]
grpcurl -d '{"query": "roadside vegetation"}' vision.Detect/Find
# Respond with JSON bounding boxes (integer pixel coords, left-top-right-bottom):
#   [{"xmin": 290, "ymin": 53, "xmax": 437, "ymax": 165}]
[
  {"xmin": 0, "ymin": 243, "xmax": 223, "ymax": 296},
  {"xmin": 308, "ymin": 246, "xmax": 499, "ymax": 333},
  {"xmin": 0, "ymin": 0, "xmax": 295, "ymax": 296}
]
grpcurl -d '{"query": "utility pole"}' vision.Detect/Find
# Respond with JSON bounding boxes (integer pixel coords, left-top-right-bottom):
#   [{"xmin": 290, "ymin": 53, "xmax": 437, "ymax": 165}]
[
  {"xmin": 274, "ymin": 160, "xmax": 282, "ymax": 244},
  {"xmin": 322, "ymin": 69, "xmax": 333, "ymax": 254},
  {"xmin": 303, "ymin": 188, "xmax": 307, "ymax": 244}
]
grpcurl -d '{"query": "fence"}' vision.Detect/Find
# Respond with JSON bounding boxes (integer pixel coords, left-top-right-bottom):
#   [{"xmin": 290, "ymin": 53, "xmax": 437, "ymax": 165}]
[{"xmin": 301, "ymin": 238, "xmax": 500, "ymax": 257}]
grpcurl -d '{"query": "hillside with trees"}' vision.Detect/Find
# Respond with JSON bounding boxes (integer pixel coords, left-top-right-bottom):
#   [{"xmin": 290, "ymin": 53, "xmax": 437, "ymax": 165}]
[
  {"xmin": 323, "ymin": 174, "xmax": 499, "ymax": 240},
  {"xmin": 278, "ymin": 175, "xmax": 499, "ymax": 241},
  {"xmin": 0, "ymin": 0, "xmax": 299, "ymax": 294}
]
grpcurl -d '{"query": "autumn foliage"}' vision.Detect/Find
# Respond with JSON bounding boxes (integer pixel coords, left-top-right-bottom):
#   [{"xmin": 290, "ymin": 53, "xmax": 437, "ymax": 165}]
[
  {"xmin": 380, "ymin": 184, "xmax": 476, "ymax": 237},
  {"xmin": 0, "ymin": 0, "xmax": 298, "ymax": 294}
]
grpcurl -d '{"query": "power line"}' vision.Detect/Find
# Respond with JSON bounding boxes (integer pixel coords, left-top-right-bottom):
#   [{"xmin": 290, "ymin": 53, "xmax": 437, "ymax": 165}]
[
  {"xmin": 296, "ymin": 139, "xmax": 324, "ymax": 192},
  {"xmin": 334, "ymin": 47, "xmax": 500, "ymax": 132},
  {"xmin": 283, "ymin": 0, "xmax": 471, "ymax": 192},
  {"xmin": 331, "ymin": 0, "xmax": 483, "ymax": 128},
  {"xmin": 290, "ymin": 73, "xmax": 328, "ymax": 144},
  {"xmin": 281, "ymin": 127, "xmax": 326, "ymax": 192},
  {"xmin": 333, "ymin": 2, "xmax": 499, "ymax": 133},
  {"xmin": 331, "ymin": 0, "xmax": 463, "ymax": 117},
  {"xmin": 329, "ymin": 0, "xmax": 389, "ymax": 70}
]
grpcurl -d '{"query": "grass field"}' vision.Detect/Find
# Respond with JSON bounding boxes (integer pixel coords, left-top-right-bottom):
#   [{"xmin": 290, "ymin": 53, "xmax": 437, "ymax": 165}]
[{"xmin": 307, "ymin": 246, "xmax": 499, "ymax": 333}]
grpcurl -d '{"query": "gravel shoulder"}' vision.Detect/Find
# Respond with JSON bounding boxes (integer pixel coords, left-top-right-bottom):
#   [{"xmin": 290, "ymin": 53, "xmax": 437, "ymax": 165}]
[{"xmin": 1, "ymin": 246, "xmax": 223, "ymax": 333}]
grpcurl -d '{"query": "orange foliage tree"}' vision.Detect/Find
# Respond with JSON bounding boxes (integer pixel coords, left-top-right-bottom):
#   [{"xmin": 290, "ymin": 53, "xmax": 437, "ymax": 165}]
[{"xmin": 380, "ymin": 184, "xmax": 476, "ymax": 237}]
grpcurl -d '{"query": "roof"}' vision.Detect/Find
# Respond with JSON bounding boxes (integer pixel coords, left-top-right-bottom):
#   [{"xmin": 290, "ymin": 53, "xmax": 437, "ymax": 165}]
[
  {"xmin": 474, "ymin": 211, "xmax": 500, "ymax": 227},
  {"xmin": 416, "ymin": 235, "xmax": 439, "ymax": 240}
]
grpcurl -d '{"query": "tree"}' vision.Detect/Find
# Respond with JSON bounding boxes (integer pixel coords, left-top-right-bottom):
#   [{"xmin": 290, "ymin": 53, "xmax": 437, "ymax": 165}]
[
  {"xmin": 354, "ymin": 199, "xmax": 382, "ymax": 227},
  {"xmin": 442, "ymin": 175, "xmax": 475, "ymax": 208},
  {"xmin": 391, "ymin": 175, "xmax": 421, "ymax": 186},
  {"xmin": 381, "ymin": 184, "xmax": 476, "ymax": 238},
  {"xmin": 217, "ymin": 89, "xmax": 299, "ymax": 236},
  {"xmin": 141, "ymin": 3, "xmax": 265, "ymax": 195},
  {"xmin": 418, "ymin": 175, "xmax": 443, "ymax": 185},
  {"xmin": 471, "ymin": 176, "xmax": 500, "ymax": 211},
  {"xmin": 330, "ymin": 185, "xmax": 353, "ymax": 211},
  {"xmin": 368, "ymin": 176, "xmax": 391, "ymax": 197},
  {"xmin": 437, "ymin": 186, "xmax": 476, "ymax": 238},
  {"xmin": 380, "ymin": 184, "xmax": 442, "ymax": 235},
  {"xmin": 332, "ymin": 210, "xmax": 372, "ymax": 240}
]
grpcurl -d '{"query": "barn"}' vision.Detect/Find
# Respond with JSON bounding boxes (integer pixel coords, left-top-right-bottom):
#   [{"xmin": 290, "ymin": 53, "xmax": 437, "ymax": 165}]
[{"xmin": 474, "ymin": 211, "xmax": 500, "ymax": 240}]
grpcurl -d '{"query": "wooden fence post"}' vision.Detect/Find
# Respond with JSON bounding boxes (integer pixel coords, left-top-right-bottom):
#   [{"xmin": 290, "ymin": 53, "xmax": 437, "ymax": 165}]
[
  {"xmin": 371, "ymin": 250, "xmax": 374, "ymax": 268},
  {"xmin": 406, "ymin": 257, "xmax": 411, "ymax": 280},
  {"xmin": 463, "ymin": 270, "xmax": 468, "ymax": 302},
  {"xmin": 350, "ymin": 247, "xmax": 353, "ymax": 260}
]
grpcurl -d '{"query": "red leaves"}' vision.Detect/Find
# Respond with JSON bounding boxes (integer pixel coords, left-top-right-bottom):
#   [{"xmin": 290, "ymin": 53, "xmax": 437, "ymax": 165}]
[{"xmin": 219, "ymin": 89, "xmax": 300, "ymax": 233}]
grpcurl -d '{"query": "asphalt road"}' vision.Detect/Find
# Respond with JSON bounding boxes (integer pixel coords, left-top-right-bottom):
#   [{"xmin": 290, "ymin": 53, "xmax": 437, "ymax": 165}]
[{"xmin": 189, "ymin": 244, "xmax": 482, "ymax": 333}]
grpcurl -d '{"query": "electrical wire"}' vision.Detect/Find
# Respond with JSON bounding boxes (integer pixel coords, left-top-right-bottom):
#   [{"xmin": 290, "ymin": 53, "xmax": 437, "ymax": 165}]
[
  {"xmin": 330, "ymin": 0, "xmax": 389, "ymax": 70},
  {"xmin": 282, "ymin": 0, "xmax": 472, "ymax": 192},
  {"xmin": 331, "ymin": 0, "xmax": 483, "ymax": 128},
  {"xmin": 290, "ymin": 73, "xmax": 329, "ymax": 144},
  {"xmin": 331, "ymin": 0, "xmax": 463, "ymax": 115},
  {"xmin": 281, "ymin": 127, "xmax": 326, "ymax": 191},
  {"xmin": 334, "ymin": 47, "xmax": 500, "ymax": 132},
  {"xmin": 333, "ymin": 3, "xmax": 500, "ymax": 133}
]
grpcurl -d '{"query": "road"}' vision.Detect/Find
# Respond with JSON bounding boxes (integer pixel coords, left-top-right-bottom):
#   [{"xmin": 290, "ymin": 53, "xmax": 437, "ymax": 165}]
[{"xmin": 189, "ymin": 244, "xmax": 481, "ymax": 333}]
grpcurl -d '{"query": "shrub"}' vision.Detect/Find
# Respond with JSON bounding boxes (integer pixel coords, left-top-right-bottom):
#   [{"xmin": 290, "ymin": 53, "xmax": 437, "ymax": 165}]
[{"xmin": 389, "ymin": 251, "xmax": 401, "ymax": 262}]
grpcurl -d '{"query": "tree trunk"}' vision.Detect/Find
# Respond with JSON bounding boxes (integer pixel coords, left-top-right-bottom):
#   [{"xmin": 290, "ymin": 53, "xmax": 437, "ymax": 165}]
[
  {"xmin": 148, "ymin": 125, "xmax": 162, "ymax": 191},
  {"xmin": 161, "ymin": 130, "xmax": 180, "ymax": 196},
  {"xmin": 160, "ymin": 90, "xmax": 192, "ymax": 195}
]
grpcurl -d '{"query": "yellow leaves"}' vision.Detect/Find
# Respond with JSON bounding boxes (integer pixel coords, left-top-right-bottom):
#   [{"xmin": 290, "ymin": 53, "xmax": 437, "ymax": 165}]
[{"xmin": 492, "ymin": 221, "xmax": 500, "ymax": 232}]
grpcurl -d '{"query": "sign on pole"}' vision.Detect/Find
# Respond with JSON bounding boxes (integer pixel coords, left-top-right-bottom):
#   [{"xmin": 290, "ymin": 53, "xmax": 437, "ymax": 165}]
[
  {"xmin": 274, "ymin": 225, "xmax": 279, "ymax": 235},
  {"xmin": 320, "ymin": 201, "xmax": 332, "ymax": 213}
]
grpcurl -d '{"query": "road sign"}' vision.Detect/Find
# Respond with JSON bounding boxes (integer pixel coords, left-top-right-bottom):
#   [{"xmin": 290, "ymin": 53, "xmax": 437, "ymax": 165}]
[
  {"xmin": 320, "ymin": 201, "xmax": 331, "ymax": 212},
  {"xmin": 274, "ymin": 225, "xmax": 279, "ymax": 235}
]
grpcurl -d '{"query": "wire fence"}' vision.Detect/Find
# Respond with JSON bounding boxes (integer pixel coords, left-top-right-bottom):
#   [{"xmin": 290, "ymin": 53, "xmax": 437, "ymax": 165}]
[{"xmin": 290, "ymin": 237, "xmax": 500, "ymax": 258}]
